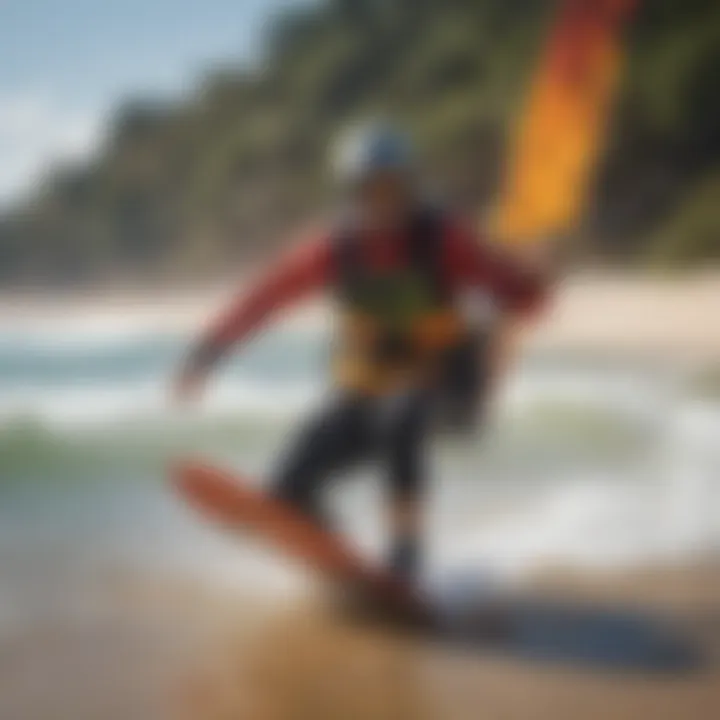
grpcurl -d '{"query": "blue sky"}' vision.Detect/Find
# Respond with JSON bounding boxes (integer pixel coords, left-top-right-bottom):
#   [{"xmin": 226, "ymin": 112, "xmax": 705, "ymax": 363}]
[{"xmin": 0, "ymin": 0, "xmax": 308, "ymax": 204}]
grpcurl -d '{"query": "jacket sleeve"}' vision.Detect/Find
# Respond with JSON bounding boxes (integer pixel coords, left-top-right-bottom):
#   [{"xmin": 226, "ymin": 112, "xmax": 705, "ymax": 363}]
[
  {"xmin": 443, "ymin": 222, "xmax": 548, "ymax": 317},
  {"xmin": 183, "ymin": 233, "xmax": 334, "ymax": 375}
]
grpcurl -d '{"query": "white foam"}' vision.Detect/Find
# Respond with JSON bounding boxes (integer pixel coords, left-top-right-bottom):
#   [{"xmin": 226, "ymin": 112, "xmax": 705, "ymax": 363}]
[
  {"xmin": 2, "ymin": 321, "xmax": 719, "ymax": 571},
  {"xmin": 0, "ymin": 376, "xmax": 321, "ymax": 429},
  {"xmin": 438, "ymin": 405, "xmax": 720, "ymax": 574}
]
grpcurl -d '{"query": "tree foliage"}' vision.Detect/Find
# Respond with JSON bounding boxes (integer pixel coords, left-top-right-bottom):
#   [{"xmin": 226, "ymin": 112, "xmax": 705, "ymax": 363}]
[{"xmin": 1, "ymin": 0, "xmax": 717, "ymax": 287}]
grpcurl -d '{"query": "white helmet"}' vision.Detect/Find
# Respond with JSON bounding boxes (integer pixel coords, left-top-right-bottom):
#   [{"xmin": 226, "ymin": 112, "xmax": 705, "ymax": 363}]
[{"xmin": 332, "ymin": 120, "xmax": 416, "ymax": 186}]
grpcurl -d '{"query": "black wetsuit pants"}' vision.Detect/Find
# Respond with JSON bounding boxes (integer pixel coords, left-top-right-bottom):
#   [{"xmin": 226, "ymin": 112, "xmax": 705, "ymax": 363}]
[
  {"xmin": 270, "ymin": 330, "xmax": 493, "ymax": 577},
  {"xmin": 271, "ymin": 387, "xmax": 434, "ymax": 578},
  {"xmin": 272, "ymin": 388, "xmax": 433, "ymax": 520}
]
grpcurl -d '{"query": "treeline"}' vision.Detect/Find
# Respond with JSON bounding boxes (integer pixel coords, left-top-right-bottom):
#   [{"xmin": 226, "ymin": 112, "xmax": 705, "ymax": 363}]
[{"xmin": 1, "ymin": 0, "xmax": 718, "ymax": 287}]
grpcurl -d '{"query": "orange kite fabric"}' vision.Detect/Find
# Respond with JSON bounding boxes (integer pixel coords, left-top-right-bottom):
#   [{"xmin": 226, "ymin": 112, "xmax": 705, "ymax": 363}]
[{"xmin": 494, "ymin": 0, "xmax": 638, "ymax": 245}]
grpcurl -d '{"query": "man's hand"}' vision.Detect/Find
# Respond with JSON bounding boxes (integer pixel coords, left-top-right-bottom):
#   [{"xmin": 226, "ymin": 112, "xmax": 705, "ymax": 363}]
[
  {"xmin": 171, "ymin": 341, "xmax": 222, "ymax": 406},
  {"xmin": 171, "ymin": 369, "xmax": 206, "ymax": 406}
]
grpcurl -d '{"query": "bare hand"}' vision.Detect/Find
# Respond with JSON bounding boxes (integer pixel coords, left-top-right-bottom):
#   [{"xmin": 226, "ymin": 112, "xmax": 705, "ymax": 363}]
[{"xmin": 171, "ymin": 370, "xmax": 205, "ymax": 406}]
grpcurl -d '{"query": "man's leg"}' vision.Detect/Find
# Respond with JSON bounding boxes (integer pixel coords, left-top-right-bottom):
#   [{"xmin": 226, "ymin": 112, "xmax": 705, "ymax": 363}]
[
  {"xmin": 271, "ymin": 391, "xmax": 373, "ymax": 527},
  {"xmin": 381, "ymin": 388, "xmax": 434, "ymax": 581}
]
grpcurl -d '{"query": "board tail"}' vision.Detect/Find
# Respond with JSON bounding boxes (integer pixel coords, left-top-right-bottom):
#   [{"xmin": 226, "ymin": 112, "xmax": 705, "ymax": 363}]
[{"xmin": 172, "ymin": 459, "xmax": 433, "ymax": 624}]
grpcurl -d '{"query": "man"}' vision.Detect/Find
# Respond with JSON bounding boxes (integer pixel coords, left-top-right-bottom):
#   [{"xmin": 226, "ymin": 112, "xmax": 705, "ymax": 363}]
[{"xmin": 173, "ymin": 121, "xmax": 546, "ymax": 583}]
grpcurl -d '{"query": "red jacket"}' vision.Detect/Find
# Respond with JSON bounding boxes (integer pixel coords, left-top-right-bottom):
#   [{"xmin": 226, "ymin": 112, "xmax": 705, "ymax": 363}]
[{"xmin": 191, "ymin": 218, "xmax": 546, "ymax": 369}]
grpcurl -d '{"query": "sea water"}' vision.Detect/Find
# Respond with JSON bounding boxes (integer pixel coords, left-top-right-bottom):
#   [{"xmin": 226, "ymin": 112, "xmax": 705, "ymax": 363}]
[{"xmin": 0, "ymin": 314, "xmax": 718, "ymax": 635}]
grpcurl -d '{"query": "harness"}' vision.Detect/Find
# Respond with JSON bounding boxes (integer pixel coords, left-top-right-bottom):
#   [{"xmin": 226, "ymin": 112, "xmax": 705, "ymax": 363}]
[{"xmin": 331, "ymin": 206, "xmax": 464, "ymax": 392}]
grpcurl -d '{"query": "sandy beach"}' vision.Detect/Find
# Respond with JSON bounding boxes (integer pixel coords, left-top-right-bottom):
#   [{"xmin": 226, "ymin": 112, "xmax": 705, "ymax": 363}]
[
  {"xmin": 528, "ymin": 272, "xmax": 720, "ymax": 363},
  {"xmin": 0, "ymin": 564, "xmax": 718, "ymax": 720},
  {"xmin": 2, "ymin": 271, "xmax": 720, "ymax": 364}
]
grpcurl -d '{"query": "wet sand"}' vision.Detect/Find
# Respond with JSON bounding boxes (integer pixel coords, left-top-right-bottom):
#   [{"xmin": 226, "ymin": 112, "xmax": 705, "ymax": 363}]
[{"xmin": 1, "ymin": 565, "xmax": 718, "ymax": 720}]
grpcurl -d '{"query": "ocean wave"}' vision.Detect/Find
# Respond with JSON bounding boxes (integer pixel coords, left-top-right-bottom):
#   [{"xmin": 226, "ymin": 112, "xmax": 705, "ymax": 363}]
[
  {"xmin": 435, "ymin": 471, "xmax": 718, "ymax": 575},
  {"xmin": 0, "ymin": 322, "xmax": 185, "ymax": 356},
  {"xmin": 1, "ymin": 399, "xmax": 718, "ymax": 573}
]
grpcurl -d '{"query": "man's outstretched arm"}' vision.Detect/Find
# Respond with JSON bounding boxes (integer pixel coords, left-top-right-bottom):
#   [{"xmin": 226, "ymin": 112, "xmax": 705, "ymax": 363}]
[{"xmin": 173, "ymin": 235, "xmax": 333, "ymax": 401}]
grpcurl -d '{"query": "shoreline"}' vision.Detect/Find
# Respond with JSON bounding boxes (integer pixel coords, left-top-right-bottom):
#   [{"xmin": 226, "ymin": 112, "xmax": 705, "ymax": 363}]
[
  {"xmin": 1, "ymin": 271, "xmax": 720, "ymax": 364},
  {"xmin": 2, "ymin": 562, "xmax": 718, "ymax": 719}
]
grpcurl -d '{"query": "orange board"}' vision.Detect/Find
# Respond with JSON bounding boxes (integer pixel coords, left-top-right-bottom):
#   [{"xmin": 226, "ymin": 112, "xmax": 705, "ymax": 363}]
[{"xmin": 172, "ymin": 459, "xmax": 432, "ymax": 623}]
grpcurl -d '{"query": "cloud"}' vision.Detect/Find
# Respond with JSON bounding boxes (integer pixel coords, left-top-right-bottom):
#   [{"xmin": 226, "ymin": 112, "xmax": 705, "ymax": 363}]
[{"xmin": 0, "ymin": 93, "xmax": 104, "ymax": 207}]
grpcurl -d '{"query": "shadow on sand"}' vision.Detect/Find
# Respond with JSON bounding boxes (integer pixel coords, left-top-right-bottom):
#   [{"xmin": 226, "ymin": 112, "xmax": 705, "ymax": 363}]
[{"xmin": 336, "ymin": 579, "xmax": 707, "ymax": 674}]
